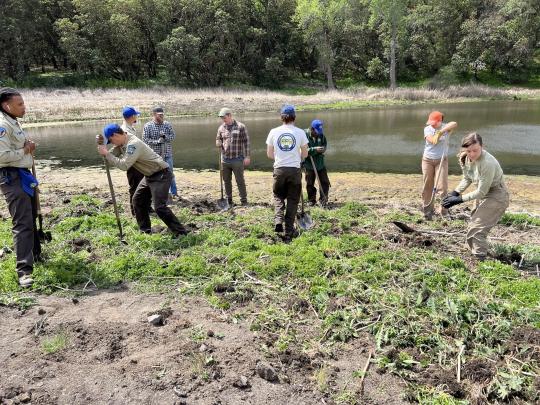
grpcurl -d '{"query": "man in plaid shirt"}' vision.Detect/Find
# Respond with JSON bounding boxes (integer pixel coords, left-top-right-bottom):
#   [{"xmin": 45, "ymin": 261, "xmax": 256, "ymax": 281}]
[
  {"xmin": 143, "ymin": 106, "xmax": 178, "ymax": 197},
  {"xmin": 215, "ymin": 107, "xmax": 250, "ymax": 205}
]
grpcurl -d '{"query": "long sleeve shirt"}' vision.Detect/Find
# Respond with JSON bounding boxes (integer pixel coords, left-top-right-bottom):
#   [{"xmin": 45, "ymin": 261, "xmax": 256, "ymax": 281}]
[
  {"xmin": 455, "ymin": 150, "xmax": 505, "ymax": 202},
  {"xmin": 107, "ymin": 134, "xmax": 169, "ymax": 176},
  {"xmin": 216, "ymin": 120, "xmax": 250, "ymax": 160},
  {"xmin": 303, "ymin": 130, "xmax": 327, "ymax": 171},
  {"xmin": 142, "ymin": 120, "xmax": 176, "ymax": 158},
  {"xmin": 0, "ymin": 112, "xmax": 33, "ymax": 168}
]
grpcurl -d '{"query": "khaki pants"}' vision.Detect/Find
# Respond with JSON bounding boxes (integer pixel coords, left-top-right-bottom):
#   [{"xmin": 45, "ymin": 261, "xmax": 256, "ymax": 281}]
[
  {"xmin": 421, "ymin": 157, "xmax": 448, "ymax": 216},
  {"xmin": 467, "ymin": 184, "xmax": 509, "ymax": 257}
]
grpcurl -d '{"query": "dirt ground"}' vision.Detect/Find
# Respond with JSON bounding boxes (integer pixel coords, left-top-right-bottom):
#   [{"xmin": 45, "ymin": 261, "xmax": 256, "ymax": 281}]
[
  {"xmin": 0, "ymin": 288, "xmax": 407, "ymax": 405},
  {"xmin": 1, "ymin": 168, "xmax": 539, "ymax": 405}
]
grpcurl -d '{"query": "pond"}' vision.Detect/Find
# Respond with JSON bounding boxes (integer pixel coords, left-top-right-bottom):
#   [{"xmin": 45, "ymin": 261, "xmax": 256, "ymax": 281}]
[{"xmin": 28, "ymin": 99, "xmax": 540, "ymax": 175}]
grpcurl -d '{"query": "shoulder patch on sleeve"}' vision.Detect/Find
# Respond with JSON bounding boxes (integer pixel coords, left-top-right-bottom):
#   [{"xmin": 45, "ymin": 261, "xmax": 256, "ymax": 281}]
[
  {"xmin": 127, "ymin": 144, "xmax": 137, "ymax": 155},
  {"xmin": 0, "ymin": 127, "xmax": 6, "ymax": 137}
]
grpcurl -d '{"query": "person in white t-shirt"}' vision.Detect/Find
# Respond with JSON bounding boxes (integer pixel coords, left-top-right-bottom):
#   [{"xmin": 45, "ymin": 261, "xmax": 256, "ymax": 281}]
[
  {"xmin": 421, "ymin": 111, "xmax": 457, "ymax": 220},
  {"xmin": 266, "ymin": 105, "xmax": 309, "ymax": 242}
]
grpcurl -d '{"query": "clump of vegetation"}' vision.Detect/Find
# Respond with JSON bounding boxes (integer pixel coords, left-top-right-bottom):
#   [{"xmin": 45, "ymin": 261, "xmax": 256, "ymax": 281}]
[
  {"xmin": 0, "ymin": 194, "xmax": 539, "ymax": 403},
  {"xmin": 41, "ymin": 331, "xmax": 69, "ymax": 354}
]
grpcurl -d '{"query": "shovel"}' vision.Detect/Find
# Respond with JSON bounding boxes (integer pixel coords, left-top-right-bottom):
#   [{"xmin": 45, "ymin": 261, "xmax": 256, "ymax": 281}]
[
  {"xmin": 296, "ymin": 176, "xmax": 314, "ymax": 231},
  {"xmin": 31, "ymin": 160, "xmax": 52, "ymax": 242},
  {"xmin": 216, "ymin": 150, "xmax": 230, "ymax": 211},
  {"xmin": 309, "ymin": 155, "xmax": 327, "ymax": 207},
  {"xmin": 97, "ymin": 135, "xmax": 127, "ymax": 244},
  {"xmin": 427, "ymin": 131, "xmax": 451, "ymax": 207}
]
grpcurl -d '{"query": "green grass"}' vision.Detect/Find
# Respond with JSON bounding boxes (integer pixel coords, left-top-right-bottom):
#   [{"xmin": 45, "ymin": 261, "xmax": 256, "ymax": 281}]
[
  {"xmin": 0, "ymin": 194, "xmax": 538, "ymax": 402},
  {"xmin": 41, "ymin": 331, "xmax": 69, "ymax": 354}
]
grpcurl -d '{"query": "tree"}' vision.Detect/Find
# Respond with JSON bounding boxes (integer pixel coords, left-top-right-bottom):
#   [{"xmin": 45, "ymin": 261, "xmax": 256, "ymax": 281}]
[
  {"xmin": 294, "ymin": 0, "xmax": 354, "ymax": 89},
  {"xmin": 369, "ymin": 0, "xmax": 408, "ymax": 89}
]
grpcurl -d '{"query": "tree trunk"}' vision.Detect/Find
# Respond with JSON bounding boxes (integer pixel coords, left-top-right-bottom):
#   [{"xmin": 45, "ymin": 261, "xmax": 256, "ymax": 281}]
[
  {"xmin": 326, "ymin": 63, "xmax": 335, "ymax": 90},
  {"xmin": 389, "ymin": 26, "xmax": 397, "ymax": 90}
]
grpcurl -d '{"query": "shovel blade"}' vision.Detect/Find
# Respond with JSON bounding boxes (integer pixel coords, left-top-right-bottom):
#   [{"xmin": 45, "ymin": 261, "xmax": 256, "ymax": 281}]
[
  {"xmin": 38, "ymin": 230, "xmax": 52, "ymax": 243},
  {"xmin": 297, "ymin": 212, "xmax": 314, "ymax": 230},
  {"xmin": 217, "ymin": 198, "xmax": 230, "ymax": 211}
]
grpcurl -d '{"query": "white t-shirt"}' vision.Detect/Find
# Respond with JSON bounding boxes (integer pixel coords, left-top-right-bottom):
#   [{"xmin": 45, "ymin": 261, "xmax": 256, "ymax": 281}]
[
  {"xmin": 423, "ymin": 123, "xmax": 449, "ymax": 160},
  {"xmin": 266, "ymin": 124, "xmax": 309, "ymax": 168}
]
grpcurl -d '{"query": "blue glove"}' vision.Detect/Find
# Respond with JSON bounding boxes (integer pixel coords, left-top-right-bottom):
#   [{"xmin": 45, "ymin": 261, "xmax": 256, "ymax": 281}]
[
  {"xmin": 449, "ymin": 190, "xmax": 460, "ymax": 197},
  {"xmin": 442, "ymin": 194, "xmax": 463, "ymax": 209}
]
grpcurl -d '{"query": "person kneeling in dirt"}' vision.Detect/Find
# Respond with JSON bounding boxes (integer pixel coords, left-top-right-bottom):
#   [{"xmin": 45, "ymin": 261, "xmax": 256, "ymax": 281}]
[
  {"xmin": 421, "ymin": 111, "xmax": 457, "ymax": 220},
  {"xmin": 266, "ymin": 105, "xmax": 309, "ymax": 242},
  {"xmin": 97, "ymin": 124, "xmax": 188, "ymax": 237},
  {"xmin": 0, "ymin": 87, "xmax": 41, "ymax": 288},
  {"xmin": 442, "ymin": 133, "xmax": 509, "ymax": 261},
  {"xmin": 304, "ymin": 119, "xmax": 330, "ymax": 206}
]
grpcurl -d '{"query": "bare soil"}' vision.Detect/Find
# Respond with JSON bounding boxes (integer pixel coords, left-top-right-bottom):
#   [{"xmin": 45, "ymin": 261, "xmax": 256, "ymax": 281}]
[{"xmin": 0, "ymin": 289, "xmax": 406, "ymax": 405}]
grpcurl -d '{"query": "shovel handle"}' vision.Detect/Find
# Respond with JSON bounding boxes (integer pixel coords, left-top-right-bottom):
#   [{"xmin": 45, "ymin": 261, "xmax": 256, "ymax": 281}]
[
  {"xmin": 103, "ymin": 157, "xmax": 124, "ymax": 240},
  {"xmin": 309, "ymin": 155, "xmax": 326, "ymax": 201}
]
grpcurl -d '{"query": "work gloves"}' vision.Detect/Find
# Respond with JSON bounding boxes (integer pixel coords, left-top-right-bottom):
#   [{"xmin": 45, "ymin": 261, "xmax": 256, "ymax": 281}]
[{"xmin": 442, "ymin": 192, "xmax": 463, "ymax": 209}]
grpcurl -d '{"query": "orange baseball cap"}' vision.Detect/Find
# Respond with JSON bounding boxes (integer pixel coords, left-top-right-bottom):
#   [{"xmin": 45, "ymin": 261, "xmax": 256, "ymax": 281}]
[{"xmin": 426, "ymin": 111, "xmax": 443, "ymax": 126}]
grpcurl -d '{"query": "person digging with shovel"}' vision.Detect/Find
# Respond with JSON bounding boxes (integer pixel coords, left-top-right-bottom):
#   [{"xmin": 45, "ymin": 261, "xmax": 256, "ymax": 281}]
[
  {"xmin": 0, "ymin": 87, "xmax": 42, "ymax": 288},
  {"xmin": 97, "ymin": 124, "xmax": 188, "ymax": 238},
  {"xmin": 421, "ymin": 111, "xmax": 457, "ymax": 220},
  {"xmin": 304, "ymin": 119, "xmax": 330, "ymax": 207},
  {"xmin": 442, "ymin": 133, "xmax": 509, "ymax": 261},
  {"xmin": 266, "ymin": 105, "xmax": 309, "ymax": 243}
]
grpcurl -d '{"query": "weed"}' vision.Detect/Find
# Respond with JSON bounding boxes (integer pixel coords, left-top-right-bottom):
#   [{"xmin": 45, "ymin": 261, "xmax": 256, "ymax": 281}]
[{"xmin": 41, "ymin": 331, "xmax": 69, "ymax": 354}]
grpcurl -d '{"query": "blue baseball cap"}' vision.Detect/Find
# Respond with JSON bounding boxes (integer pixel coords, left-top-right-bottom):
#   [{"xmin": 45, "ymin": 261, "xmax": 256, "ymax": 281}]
[
  {"xmin": 280, "ymin": 105, "xmax": 296, "ymax": 115},
  {"xmin": 311, "ymin": 119, "xmax": 323, "ymax": 135},
  {"xmin": 122, "ymin": 106, "xmax": 140, "ymax": 119},
  {"xmin": 103, "ymin": 123, "xmax": 123, "ymax": 144}
]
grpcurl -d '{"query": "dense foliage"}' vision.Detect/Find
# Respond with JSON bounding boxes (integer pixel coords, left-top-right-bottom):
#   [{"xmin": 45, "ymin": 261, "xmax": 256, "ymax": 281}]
[{"xmin": 0, "ymin": 0, "xmax": 539, "ymax": 87}]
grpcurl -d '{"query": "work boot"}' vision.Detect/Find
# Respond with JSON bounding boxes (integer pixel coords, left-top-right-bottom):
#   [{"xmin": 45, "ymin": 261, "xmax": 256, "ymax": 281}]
[
  {"xmin": 173, "ymin": 228, "xmax": 190, "ymax": 238},
  {"xmin": 240, "ymin": 199, "xmax": 249, "ymax": 207},
  {"xmin": 307, "ymin": 201, "xmax": 316, "ymax": 207},
  {"xmin": 18, "ymin": 274, "xmax": 34, "ymax": 288},
  {"xmin": 274, "ymin": 223, "xmax": 283, "ymax": 233},
  {"xmin": 283, "ymin": 229, "xmax": 299, "ymax": 244}
]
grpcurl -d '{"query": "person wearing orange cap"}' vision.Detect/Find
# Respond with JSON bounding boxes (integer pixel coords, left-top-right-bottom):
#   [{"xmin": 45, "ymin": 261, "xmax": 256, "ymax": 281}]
[{"xmin": 421, "ymin": 111, "xmax": 457, "ymax": 220}]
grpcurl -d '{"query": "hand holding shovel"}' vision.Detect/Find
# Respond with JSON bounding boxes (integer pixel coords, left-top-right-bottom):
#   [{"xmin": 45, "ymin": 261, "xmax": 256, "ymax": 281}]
[{"xmin": 96, "ymin": 134, "xmax": 127, "ymax": 244}]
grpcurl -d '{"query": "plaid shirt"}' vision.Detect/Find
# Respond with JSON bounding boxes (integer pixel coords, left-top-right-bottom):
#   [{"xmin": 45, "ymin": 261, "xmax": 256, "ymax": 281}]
[
  {"xmin": 143, "ymin": 120, "xmax": 176, "ymax": 158},
  {"xmin": 216, "ymin": 120, "xmax": 250, "ymax": 160}
]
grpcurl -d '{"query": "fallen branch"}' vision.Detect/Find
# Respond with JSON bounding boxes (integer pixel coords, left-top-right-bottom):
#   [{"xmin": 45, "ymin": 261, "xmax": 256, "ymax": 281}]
[
  {"xmin": 358, "ymin": 350, "xmax": 373, "ymax": 394},
  {"xmin": 457, "ymin": 344, "xmax": 465, "ymax": 383}
]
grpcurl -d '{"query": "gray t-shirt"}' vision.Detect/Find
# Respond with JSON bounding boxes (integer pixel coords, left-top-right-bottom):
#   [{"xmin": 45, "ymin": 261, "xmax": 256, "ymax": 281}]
[{"xmin": 423, "ymin": 123, "xmax": 449, "ymax": 160}]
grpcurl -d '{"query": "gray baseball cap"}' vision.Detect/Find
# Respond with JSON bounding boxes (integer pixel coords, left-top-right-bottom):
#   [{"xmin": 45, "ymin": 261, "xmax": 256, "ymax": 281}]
[{"xmin": 218, "ymin": 107, "xmax": 232, "ymax": 117}]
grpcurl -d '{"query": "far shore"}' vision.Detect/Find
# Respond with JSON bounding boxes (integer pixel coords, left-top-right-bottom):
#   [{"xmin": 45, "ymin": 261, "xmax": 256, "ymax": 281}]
[{"xmin": 18, "ymin": 85, "xmax": 540, "ymax": 127}]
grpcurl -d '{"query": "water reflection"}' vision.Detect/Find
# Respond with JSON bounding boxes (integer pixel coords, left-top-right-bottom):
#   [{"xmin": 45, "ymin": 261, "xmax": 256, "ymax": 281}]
[{"xmin": 27, "ymin": 100, "xmax": 540, "ymax": 175}]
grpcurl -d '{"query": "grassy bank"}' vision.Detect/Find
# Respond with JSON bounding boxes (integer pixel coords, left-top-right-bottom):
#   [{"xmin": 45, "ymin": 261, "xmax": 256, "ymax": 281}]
[
  {"xmin": 1, "ymin": 169, "xmax": 539, "ymax": 403},
  {"xmin": 19, "ymin": 85, "xmax": 540, "ymax": 125}
]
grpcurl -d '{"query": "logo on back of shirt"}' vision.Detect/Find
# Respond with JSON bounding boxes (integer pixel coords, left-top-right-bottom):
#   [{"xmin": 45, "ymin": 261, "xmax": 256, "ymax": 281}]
[
  {"xmin": 277, "ymin": 133, "xmax": 296, "ymax": 152},
  {"xmin": 0, "ymin": 127, "xmax": 6, "ymax": 138}
]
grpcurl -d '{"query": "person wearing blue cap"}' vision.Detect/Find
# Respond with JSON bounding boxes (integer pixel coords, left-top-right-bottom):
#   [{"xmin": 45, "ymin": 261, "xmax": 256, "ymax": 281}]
[
  {"xmin": 121, "ymin": 106, "xmax": 144, "ymax": 216},
  {"xmin": 97, "ymin": 123, "xmax": 188, "ymax": 237},
  {"xmin": 266, "ymin": 105, "xmax": 309, "ymax": 242},
  {"xmin": 0, "ymin": 88, "xmax": 41, "ymax": 288},
  {"xmin": 304, "ymin": 119, "xmax": 330, "ymax": 206}
]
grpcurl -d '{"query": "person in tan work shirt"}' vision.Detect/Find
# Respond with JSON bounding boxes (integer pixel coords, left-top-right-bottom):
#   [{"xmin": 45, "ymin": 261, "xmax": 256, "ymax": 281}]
[
  {"xmin": 97, "ymin": 124, "xmax": 188, "ymax": 237},
  {"xmin": 442, "ymin": 132, "xmax": 509, "ymax": 260},
  {"xmin": 0, "ymin": 87, "xmax": 40, "ymax": 288},
  {"xmin": 121, "ymin": 106, "xmax": 145, "ymax": 216}
]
